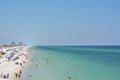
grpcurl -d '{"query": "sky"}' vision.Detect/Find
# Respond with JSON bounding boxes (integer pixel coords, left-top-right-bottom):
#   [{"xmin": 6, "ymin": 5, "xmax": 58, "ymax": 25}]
[{"xmin": 0, "ymin": 0, "xmax": 120, "ymax": 45}]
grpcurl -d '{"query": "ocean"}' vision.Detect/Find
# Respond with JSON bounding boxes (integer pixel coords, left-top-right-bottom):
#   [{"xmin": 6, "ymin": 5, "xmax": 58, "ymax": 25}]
[{"xmin": 21, "ymin": 46, "xmax": 120, "ymax": 80}]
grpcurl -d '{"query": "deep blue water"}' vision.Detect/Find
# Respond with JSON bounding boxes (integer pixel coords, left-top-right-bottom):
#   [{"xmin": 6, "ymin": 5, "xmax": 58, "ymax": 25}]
[{"xmin": 36, "ymin": 46, "xmax": 120, "ymax": 66}]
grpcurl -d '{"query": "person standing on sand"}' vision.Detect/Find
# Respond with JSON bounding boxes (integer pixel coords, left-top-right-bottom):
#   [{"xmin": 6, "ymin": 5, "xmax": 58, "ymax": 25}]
[
  {"xmin": 20, "ymin": 63, "xmax": 22, "ymax": 66},
  {"xmin": 18, "ymin": 74, "xmax": 21, "ymax": 78},
  {"xmin": 20, "ymin": 70, "xmax": 22, "ymax": 74},
  {"xmin": 15, "ymin": 72, "xmax": 18, "ymax": 78},
  {"xmin": 7, "ymin": 73, "xmax": 9, "ymax": 78},
  {"xmin": 0, "ymin": 73, "xmax": 3, "ymax": 78}
]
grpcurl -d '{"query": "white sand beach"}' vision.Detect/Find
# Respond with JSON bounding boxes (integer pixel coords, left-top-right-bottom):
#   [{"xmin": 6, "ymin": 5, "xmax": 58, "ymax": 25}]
[{"xmin": 0, "ymin": 46, "xmax": 30, "ymax": 80}]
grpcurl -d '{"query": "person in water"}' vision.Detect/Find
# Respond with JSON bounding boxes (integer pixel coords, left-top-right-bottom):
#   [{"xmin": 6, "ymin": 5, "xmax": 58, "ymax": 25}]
[{"xmin": 68, "ymin": 76, "xmax": 72, "ymax": 80}]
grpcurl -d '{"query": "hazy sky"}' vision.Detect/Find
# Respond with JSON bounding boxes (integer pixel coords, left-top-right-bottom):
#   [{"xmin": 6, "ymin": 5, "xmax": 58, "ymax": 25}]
[{"xmin": 0, "ymin": 0, "xmax": 120, "ymax": 45}]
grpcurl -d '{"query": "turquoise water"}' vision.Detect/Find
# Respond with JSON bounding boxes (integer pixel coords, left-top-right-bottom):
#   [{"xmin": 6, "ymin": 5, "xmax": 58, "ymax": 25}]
[{"xmin": 22, "ymin": 46, "xmax": 120, "ymax": 80}]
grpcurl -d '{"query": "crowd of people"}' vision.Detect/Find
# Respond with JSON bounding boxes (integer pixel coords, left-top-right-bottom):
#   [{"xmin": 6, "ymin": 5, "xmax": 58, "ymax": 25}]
[{"xmin": 0, "ymin": 46, "xmax": 29, "ymax": 80}]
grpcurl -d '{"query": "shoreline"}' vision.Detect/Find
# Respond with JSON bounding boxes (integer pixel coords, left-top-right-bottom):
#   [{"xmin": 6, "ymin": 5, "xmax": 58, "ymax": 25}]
[{"xmin": 0, "ymin": 46, "xmax": 31, "ymax": 80}]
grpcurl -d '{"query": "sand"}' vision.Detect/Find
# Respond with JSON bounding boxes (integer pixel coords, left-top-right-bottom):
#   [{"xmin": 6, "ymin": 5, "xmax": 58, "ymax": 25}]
[{"xmin": 0, "ymin": 46, "xmax": 30, "ymax": 80}]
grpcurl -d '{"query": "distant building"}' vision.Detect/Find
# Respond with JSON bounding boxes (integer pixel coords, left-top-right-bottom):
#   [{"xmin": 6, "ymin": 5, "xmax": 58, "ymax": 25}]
[
  {"xmin": 11, "ymin": 42, "xmax": 16, "ymax": 46},
  {"xmin": 19, "ymin": 42, "xmax": 23, "ymax": 46}
]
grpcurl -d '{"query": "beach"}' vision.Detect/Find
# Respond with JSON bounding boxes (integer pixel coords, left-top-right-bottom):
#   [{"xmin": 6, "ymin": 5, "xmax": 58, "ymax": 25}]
[
  {"xmin": 1, "ymin": 46, "xmax": 120, "ymax": 80},
  {"xmin": 0, "ymin": 46, "xmax": 30, "ymax": 80}
]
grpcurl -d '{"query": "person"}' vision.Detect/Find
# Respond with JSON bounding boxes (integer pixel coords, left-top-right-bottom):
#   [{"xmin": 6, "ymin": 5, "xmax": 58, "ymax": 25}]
[
  {"xmin": 7, "ymin": 73, "xmax": 9, "ymax": 78},
  {"xmin": 20, "ymin": 63, "xmax": 22, "ymax": 66},
  {"xmin": 15, "ymin": 72, "xmax": 18, "ymax": 78},
  {"xmin": 18, "ymin": 74, "xmax": 21, "ymax": 78},
  {"xmin": 20, "ymin": 70, "xmax": 21, "ymax": 74},
  {"xmin": 29, "ymin": 75, "xmax": 31, "ymax": 77},
  {"xmin": 3, "ymin": 74, "xmax": 6, "ymax": 78},
  {"xmin": 15, "ymin": 62, "xmax": 19, "ymax": 65},
  {"xmin": 68, "ymin": 76, "xmax": 72, "ymax": 80},
  {"xmin": 46, "ymin": 58, "xmax": 48, "ymax": 63},
  {"xmin": 31, "ymin": 59, "xmax": 33, "ymax": 62},
  {"xmin": 36, "ymin": 64, "xmax": 38, "ymax": 69},
  {"xmin": 3, "ymin": 74, "xmax": 8, "ymax": 78},
  {"xmin": 0, "ymin": 73, "xmax": 3, "ymax": 78},
  {"xmin": 23, "ymin": 61, "xmax": 25, "ymax": 64}
]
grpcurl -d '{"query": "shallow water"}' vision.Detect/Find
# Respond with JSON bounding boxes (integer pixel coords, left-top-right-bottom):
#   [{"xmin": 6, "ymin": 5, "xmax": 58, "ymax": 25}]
[{"xmin": 21, "ymin": 46, "xmax": 120, "ymax": 80}]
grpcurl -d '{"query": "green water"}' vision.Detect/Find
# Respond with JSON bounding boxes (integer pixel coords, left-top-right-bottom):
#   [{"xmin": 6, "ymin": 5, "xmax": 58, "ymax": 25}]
[{"xmin": 21, "ymin": 46, "xmax": 120, "ymax": 80}]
